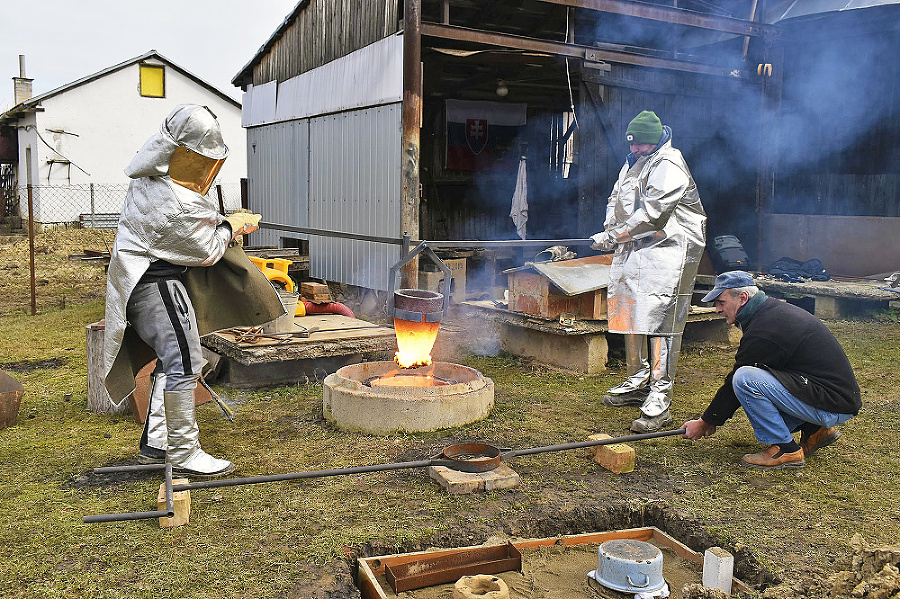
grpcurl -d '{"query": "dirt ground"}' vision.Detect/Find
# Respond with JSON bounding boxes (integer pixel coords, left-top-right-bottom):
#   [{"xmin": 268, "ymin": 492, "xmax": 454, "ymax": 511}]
[{"xmin": 3, "ymin": 229, "xmax": 900, "ymax": 598}]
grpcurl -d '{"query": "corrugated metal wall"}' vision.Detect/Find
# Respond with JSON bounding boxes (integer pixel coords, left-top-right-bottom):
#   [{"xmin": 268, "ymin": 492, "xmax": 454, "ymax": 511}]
[
  {"xmin": 247, "ymin": 103, "xmax": 402, "ymax": 290},
  {"xmin": 247, "ymin": 121, "xmax": 310, "ymax": 248},
  {"xmin": 309, "ymin": 104, "xmax": 402, "ymax": 291}
]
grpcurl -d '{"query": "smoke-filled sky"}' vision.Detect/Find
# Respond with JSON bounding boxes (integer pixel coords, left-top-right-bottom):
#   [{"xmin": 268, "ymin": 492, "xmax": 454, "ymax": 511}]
[{"xmin": 0, "ymin": 0, "xmax": 299, "ymax": 112}]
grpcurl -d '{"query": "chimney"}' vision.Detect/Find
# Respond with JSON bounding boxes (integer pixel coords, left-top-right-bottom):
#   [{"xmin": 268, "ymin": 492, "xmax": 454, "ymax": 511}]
[{"xmin": 13, "ymin": 55, "xmax": 33, "ymax": 105}]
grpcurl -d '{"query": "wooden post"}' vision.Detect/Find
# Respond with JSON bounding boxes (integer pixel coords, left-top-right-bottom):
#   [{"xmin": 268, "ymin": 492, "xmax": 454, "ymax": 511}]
[
  {"xmin": 86, "ymin": 321, "xmax": 130, "ymax": 415},
  {"xmin": 401, "ymin": 0, "xmax": 422, "ymax": 288}
]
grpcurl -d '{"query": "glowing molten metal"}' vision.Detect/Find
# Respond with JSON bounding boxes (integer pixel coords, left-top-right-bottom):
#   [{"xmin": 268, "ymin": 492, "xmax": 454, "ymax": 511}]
[
  {"xmin": 394, "ymin": 318, "xmax": 440, "ymax": 368},
  {"xmin": 391, "ymin": 288, "xmax": 445, "ymax": 370}
]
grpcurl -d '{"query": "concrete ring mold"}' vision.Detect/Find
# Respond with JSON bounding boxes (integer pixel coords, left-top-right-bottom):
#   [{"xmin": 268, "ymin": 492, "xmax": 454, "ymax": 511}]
[{"xmin": 323, "ymin": 361, "xmax": 494, "ymax": 434}]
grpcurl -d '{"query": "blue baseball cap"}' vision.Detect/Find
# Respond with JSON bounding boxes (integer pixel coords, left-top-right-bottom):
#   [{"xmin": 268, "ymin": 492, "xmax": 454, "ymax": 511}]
[{"xmin": 701, "ymin": 271, "xmax": 756, "ymax": 302}]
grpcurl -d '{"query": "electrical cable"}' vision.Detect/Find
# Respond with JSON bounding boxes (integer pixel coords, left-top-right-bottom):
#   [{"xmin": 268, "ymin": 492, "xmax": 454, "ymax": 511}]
[{"xmin": 20, "ymin": 125, "xmax": 91, "ymax": 177}]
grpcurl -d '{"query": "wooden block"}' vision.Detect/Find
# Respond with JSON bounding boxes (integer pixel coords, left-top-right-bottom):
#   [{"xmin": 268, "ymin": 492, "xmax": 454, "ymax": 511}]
[
  {"xmin": 301, "ymin": 282, "xmax": 330, "ymax": 299},
  {"xmin": 588, "ymin": 433, "xmax": 635, "ymax": 474},
  {"xmin": 427, "ymin": 463, "xmax": 520, "ymax": 495},
  {"xmin": 158, "ymin": 478, "xmax": 191, "ymax": 528}
]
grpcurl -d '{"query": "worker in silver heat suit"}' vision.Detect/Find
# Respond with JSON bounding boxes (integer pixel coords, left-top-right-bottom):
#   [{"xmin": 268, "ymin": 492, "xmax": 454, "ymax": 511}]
[
  {"xmin": 591, "ymin": 110, "xmax": 706, "ymax": 433},
  {"xmin": 103, "ymin": 104, "xmax": 280, "ymax": 477}
]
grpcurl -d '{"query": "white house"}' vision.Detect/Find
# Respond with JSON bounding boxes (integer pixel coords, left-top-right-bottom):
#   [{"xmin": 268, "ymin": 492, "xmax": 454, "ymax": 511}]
[{"xmin": 0, "ymin": 50, "xmax": 245, "ymax": 226}]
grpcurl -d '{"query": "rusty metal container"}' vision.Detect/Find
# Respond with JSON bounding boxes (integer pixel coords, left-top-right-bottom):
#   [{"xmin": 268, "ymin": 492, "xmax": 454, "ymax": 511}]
[
  {"xmin": 0, "ymin": 369, "xmax": 24, "ymax": 430},
  {"xmin": 393, "ymin": 288, "xmax": 444, "ymax": 323}
]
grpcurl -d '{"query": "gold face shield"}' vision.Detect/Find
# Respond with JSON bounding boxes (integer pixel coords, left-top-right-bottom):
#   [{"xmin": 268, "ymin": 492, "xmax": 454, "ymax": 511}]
[{"xmin": 168, "ymin": 146, "xmax": 226, "ymax": 196}]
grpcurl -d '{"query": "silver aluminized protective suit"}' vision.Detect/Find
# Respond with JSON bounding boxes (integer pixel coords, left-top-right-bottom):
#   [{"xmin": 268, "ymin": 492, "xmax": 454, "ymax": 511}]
[
  {"xmin": 593, "ymin": 126, "xmax": 706, "ymax": 421},
  {"xmin": 102, "ymin": 105, "xmax": 233, "ymax": 406},
  {"xmin": 597, "ymin": 128, "xmax": 706, "ymax": 336}
]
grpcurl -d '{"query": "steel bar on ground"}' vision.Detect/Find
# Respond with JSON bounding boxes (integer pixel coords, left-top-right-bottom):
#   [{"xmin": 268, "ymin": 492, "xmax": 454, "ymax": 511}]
[
  {"xmin": 174, "ymin": 429, "xmax": 686, "ymax": 492},
  {"xmin": 505, "ymin": 428, "xmax": 687, "ymax": 458},
  {"xmin": 83, "ymin": 463, "xmax": 174, "ymax": 523},
  {"xmin": 173, "ymin": 460, "xmax": 435, "ymax": 491}
]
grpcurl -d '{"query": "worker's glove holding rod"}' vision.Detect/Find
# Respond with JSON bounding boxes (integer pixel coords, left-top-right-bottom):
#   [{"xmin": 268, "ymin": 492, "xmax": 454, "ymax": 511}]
[
  {"xmin": 681, "ymin": 418, "xmax": 717, "ymax": 440},
  {"xmin": 225, "ymin": 211, "xmax": 262, "ymax": 239},
  {"xmin": 590, "ymin": 231, "xmax": 615, "ymax": 251}
]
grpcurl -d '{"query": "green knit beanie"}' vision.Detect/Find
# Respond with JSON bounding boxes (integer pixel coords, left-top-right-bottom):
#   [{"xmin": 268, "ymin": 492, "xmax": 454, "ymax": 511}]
[{"xmin": 626, "ymin": 110, "xmax": 663, "ymax": 145}]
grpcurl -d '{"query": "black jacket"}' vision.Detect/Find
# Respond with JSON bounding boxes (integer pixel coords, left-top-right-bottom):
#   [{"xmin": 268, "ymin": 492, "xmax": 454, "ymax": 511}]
[{"xmin": 702, "ymin": 296, "xmax": 861, "ymax": 426}]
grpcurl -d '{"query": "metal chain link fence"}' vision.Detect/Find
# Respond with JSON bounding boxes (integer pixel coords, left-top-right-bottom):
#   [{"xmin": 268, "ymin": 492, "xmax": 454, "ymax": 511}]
[
  {"xmin": 0, "ymin": 182, "xmax": 245, "ymax": 315},
  {"xmin": 6, "ymin": 182, "xmax": 244, "ymax": 230}
]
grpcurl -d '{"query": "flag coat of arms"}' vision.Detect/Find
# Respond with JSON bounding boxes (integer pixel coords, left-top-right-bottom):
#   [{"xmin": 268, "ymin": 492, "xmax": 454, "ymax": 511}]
[{"xmin": 446, "ymin": 99, "xmax": 527, "ymax": 170}]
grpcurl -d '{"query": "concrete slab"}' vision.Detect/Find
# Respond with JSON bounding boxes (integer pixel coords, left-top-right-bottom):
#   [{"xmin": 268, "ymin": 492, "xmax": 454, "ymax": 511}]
[
  {"xmin": 428, "ymin": 463, "xmax": 520, "ymax": 494},
  {"xmin": 696, "ymin": 273, "xmax": 896, "ymax": 318},
  {"xmin": 461, "ymin": 301, "xmax": 736, "ymax": 374},
  {"xmin": 201, "ymin": 314, "xmax": 396, "ymax": 387}
]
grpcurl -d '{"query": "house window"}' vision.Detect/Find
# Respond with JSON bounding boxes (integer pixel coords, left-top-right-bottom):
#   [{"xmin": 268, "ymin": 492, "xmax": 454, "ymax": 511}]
[{"xmin": 139, "ymin": 64, "xmax": 165, "ymax": 98}]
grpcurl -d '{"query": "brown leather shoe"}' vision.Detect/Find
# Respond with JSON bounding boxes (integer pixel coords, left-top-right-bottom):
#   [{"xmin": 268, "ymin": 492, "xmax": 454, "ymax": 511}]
[
  {"xmin": 800, "ymin": 426, "xmax": 840, "ymax": 457},
  {"xmin": 742, "ymin": 445, "xmax": 805, "ymax": 469}
]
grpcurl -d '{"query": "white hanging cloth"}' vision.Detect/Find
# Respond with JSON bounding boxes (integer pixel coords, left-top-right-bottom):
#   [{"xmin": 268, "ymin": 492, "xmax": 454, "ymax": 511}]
[{"xmin": 510, "ymin": 156, "xmax": 528, "ymax": 240}]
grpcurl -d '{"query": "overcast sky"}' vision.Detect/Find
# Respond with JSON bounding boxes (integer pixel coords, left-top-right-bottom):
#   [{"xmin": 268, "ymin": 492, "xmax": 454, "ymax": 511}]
[{"xmin": 1, "ymin": 0, "xmax": 299, "ymax": 112}]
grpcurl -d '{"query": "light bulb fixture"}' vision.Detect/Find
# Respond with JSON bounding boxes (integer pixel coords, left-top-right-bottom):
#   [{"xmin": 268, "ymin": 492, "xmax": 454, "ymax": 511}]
[{"xmin": 495, "ymin": 80, "xmax": 509, "ymax": 97}]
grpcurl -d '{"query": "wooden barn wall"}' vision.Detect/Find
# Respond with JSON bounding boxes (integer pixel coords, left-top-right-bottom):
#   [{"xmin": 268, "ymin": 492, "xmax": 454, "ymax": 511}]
[
  {"xmin": 252, "ymin": 0, "xmax": 400, "ymax": 86},
  {"xmin": 418, "ymin": 65, "xmax": 762, "ymax": 247},
  {"xmin": 419, "ymin": 104, "xmax": 557, "ymax": 243},
  {"xmin": 578, "ymin": 64, "xmax": 762, "ymax": 245},
  {"xmin": 773, "ymin": 22, "xmax": 900, "ymax": 218}
]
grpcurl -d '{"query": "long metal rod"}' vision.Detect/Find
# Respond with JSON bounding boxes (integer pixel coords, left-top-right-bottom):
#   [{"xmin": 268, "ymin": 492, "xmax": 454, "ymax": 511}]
[
  {"xmin": 83, "ymin": 463, "xmax": 174, "ymax": 523},
  {"xmin": 506, "ymin": 428, "xmax": 686, "ymax": 457},
  {"xmin": 25, "ymin": 148, "xmax": 36, "ymax": 316},
  {"xmin": 173, "ymin": 428, "xmax": 685, "ymax": 492},
  {"xmin": 173, "ymin": 460, "xmax": 435, "ymax": 491},
  {"xmin": 259, "ymin": 221, "xmax": 592, "ymax": 249}
]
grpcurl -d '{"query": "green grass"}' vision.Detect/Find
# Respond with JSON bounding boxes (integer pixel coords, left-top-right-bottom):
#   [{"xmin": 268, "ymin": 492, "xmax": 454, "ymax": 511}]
[{"xmin": 1, "ymin": 298, "xmax": 898, "ymax": 597}]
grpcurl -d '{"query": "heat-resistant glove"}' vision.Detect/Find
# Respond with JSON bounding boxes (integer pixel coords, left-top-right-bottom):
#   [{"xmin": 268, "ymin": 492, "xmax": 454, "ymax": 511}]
[
  {"xmin": 225, "ymin": 211, "xmax": 262, "ymax": 235},
  {"xmin": 590, "ymin": 230, "xmax": 615, "ymax": 251}
]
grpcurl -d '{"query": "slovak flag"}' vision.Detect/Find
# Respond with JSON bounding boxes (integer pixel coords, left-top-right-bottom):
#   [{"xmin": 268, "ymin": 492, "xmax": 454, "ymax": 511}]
[{"xmin": 445, "ymin": 99, "xmax": 527, "ymax": 170}]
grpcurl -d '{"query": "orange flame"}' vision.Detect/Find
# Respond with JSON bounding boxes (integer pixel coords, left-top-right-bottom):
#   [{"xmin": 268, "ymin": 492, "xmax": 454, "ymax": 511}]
[{"xmin": 393, "ymin": 318, "xmax": 440, "ymax": 368}]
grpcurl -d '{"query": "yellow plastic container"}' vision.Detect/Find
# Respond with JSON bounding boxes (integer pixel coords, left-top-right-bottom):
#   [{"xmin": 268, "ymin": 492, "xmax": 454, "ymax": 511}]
[
  {"xmin": 248, "ymin": 256, "xmax": 305, "ymax": 316},
  {"xmin": 248, "ymin": 256, "xmax": 294, "ymax": 292}
]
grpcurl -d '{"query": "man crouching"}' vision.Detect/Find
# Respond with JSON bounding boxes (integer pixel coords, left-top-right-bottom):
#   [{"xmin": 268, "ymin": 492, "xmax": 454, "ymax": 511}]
[{"xmin": 682, "ymin": 271, "xmax": 861, "ymax": 469}]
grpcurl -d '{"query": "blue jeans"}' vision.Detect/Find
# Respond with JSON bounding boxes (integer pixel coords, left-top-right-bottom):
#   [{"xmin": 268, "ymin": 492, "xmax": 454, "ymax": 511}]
[{"xmin": 732, "ymin": 366, "xmax": 853, "ymax": 445}]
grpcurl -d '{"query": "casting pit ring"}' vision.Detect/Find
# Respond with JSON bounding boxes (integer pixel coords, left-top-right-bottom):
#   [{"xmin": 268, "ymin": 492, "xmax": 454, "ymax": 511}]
[{"xmin": 323, "ymin": 361, "xmax": 494, "ymax": 435}]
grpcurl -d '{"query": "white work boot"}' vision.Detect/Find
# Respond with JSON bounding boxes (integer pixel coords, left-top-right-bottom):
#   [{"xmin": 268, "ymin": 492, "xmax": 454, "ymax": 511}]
[
  {"xmin": 630, "ymin": 336, "xmax": 680, "ymax": 433},
  {"xmin": 164, "ymin": 389, "xmax": 234, "ymax": 477},
  {"xmin": 630, "ymin": 408, "xmax": 674, "ymax": 433},
  {"xmin": 602, "ymin": 334, "xmax": 650, "ymax": 407},
  {"xmin": 138, "ymin": 373, "xmax": 168, "ymax": 464}
]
